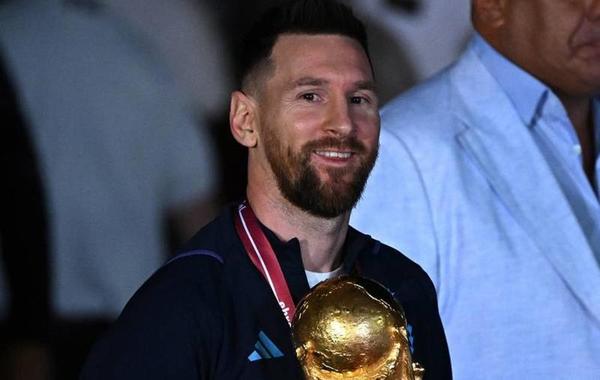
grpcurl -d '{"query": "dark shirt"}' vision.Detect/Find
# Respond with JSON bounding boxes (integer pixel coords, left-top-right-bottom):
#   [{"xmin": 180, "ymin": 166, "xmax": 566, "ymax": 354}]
[{"xmin": 81, "ymin": 205, "xmax": 452, "ymax": 379}]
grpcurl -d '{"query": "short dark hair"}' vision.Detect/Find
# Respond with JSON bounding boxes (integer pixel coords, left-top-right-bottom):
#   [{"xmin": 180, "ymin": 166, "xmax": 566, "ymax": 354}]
[{"xmin": 240, "ymin": 0, "xmax": 372, "ymax": 92}]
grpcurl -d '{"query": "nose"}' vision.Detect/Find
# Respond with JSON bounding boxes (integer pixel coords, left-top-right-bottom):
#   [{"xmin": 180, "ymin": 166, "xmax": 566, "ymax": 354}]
[{"xmin": 324, "ymin": 96, "xmax": 354, "ymax": 136}]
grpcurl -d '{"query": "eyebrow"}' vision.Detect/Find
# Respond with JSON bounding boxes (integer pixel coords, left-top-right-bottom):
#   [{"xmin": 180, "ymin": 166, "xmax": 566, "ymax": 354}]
[
  {"xmin": 291, "ymin": 77, "xmax": 376, "ymax": 92},
  {"xmin": 354, "ymin": 80, "xmax": 376, "ymax": 92},
  {"xmin": 293, "ymin": 77, "xmax": 327, "ymax": 87}
]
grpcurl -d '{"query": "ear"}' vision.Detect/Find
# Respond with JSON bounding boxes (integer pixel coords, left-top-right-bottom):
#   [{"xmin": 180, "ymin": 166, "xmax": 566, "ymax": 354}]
[
  {"xmin": 229, "ymin": 91, "xmax": 258, "ymax": 148},
  {"xmin": 472, "ymin": 0, "xmax": 508, "ymax": 28}
]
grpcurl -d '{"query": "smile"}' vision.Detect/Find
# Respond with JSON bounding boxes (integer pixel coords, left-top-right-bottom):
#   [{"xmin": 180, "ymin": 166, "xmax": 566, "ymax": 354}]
[{"xmin": 314, "ymin": 150, "xmax": 353, "ymax": 159}]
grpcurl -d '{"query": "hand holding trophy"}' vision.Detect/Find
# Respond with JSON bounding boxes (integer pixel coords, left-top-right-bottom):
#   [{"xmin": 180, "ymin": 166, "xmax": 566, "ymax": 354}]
[{"xmin": 291, "ymin": 277, "xmax": 425, "ymax": 380}]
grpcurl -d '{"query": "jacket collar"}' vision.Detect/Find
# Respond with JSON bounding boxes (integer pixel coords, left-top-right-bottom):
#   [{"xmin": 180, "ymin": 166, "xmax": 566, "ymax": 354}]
[
  {"xmin": 259, "ymin": 221, "xmax": 370, "ymax": 303},
  {"xmin": 471, "ymin": 34, "xmax": 548, "ymax": 128}
]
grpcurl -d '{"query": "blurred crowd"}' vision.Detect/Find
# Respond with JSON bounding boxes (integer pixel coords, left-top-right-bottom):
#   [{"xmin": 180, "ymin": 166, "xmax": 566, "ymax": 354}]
[{"xmin": 0, "ymin": 0, "xmax": 471, "ymax": 378}]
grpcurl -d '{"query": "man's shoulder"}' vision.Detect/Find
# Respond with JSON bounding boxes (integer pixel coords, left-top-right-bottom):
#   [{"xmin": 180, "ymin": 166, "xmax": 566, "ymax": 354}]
[
  {"xmin": 353, "ymin": 228, "xmax": 433, "ymax": 288},
  {"xmin": 380, "ymin": 47, "xmax": 486, "ymax": 141},
  {"xmin": 121, "ymin": 207, "xmax": 240, "ymax": 313},
  {"xmin": 81, "ymin": 220, "xmax": 232, "ymax": 380},
  {"xmin": 350, "ymin": 229, "xmax": 437, "ymax": 318},
  {"xmin": 383, "ymin": 62, "xmax": 457, "ymax": 122},
  {"xmin": 378, "ymin": 74, "xmax": 459, "ymax": 156},
  {"xmin": 176, "ymin": 205, "xmax": 241, "ymax": 261},
  {"xmin": 384, "ymin": 69, "xmax": 453, "ymax": 115},
  {"xmin": 376, "ymin": 239, "xmax": 432, "ymax": 281}
]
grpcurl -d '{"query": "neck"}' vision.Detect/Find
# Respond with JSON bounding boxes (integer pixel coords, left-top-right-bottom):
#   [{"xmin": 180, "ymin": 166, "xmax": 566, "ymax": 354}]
[
  {"xmin": 555, "ymin": 92, "xmax": 593, "ymax": 134},
  {"xmin": 246, "ymin": 181, "xmax": 349, "ymax": 273}
]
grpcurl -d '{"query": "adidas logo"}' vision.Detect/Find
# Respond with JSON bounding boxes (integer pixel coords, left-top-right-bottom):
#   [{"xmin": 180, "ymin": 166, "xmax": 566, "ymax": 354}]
[{"xmin": 248, "ymin": 331, "xmax": 283, "ymax": 362}]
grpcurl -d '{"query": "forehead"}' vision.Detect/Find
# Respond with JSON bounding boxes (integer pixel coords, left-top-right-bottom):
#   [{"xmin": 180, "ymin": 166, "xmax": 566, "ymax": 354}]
[{"xmin": 268, "ymin": 34, "xmax": 374, "ymax": 85}]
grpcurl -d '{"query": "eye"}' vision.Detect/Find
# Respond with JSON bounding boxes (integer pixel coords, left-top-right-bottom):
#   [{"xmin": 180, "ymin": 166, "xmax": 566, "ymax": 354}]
[
  {"xmin": 350, "ymin": 96, "xmax": 369, "ymax": 105},
  {"xmin": 301, "ymin": 93, "xmax": 319, "ymax": 102}
]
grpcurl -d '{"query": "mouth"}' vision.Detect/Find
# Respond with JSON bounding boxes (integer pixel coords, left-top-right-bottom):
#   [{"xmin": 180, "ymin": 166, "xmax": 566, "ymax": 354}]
[
  {"xmin": 572, "ymin": 29, "xmax": 600, "ymax": 59},
  {"xmin": 575, "ymin": 43, "xmax": 600, "ymax": 60},
  {"xmin": 314, "ymin": 150, "xmax": 353, "ymax": 159}
]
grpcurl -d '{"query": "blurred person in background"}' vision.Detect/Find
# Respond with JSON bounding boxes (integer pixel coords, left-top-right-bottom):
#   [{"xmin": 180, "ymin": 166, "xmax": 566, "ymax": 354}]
[
  {"xmin": 0, "ymin": 0, "xmax": 220, "ymax": 378},
  {"xmin": 353, "ymin": 0, "xmax": 600, "ymax": 378},
  {"xmin": 103, "ymin": 0, "xmax": 238, "ymax": 226},
  {"xmin": 105, "ymin": 0, "xmax": 233, "ymax": 121},
  {"xmin": 108, "ymin": 0, "xmax": 243, "ymax": 203}
]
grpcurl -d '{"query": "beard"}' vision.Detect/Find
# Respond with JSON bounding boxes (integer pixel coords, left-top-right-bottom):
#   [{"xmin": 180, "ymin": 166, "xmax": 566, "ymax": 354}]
[{"xmin": 264, "ymin": 133, "xmax": 378, "ymax": 219}]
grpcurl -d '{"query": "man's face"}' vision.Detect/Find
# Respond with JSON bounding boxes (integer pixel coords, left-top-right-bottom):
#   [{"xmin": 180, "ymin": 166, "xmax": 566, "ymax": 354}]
[
  {"xmin": 255, "ymin": 34, "xmax": 380, "ymax": 218},
  {"xmin": 499, "ymin": 0, "xmax": 600, "ymax": 96}
]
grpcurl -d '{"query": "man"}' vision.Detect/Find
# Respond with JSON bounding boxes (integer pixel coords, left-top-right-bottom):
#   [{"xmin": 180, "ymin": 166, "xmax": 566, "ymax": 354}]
[
  {"xmin": 352, "ymin": 0, "xmax": 600, "ymax": 379},
  {"xmin": 81, "ymin": 1, "xmax": 451, "ymax": 379}
]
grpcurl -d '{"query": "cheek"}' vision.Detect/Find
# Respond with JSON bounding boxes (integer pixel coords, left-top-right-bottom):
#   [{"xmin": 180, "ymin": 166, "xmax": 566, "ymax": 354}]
[
  {"xmin": 287, "ymin": 113, "xmax": 328, "ymax": 141},
  {"xmin": 539, "ymin": 6, "xmax": 580, "ymax": 58},
  {"xmin": 523, "ymin": 20, "xmax": 573, "ymax": 81},
  {"xmin": 265, "ymin": 109, "xmax": 307, "ymax": 140},
  {"xmin": 285, "ymin": 102, "xmax": 323, "ymax": 120},
  {"xmin": 354, "ymin": 112, "xmax": 380, "ymax": 139},
  {"xmin": 287, "ymin": 100, "xmax": 328, "ymax": 118}
]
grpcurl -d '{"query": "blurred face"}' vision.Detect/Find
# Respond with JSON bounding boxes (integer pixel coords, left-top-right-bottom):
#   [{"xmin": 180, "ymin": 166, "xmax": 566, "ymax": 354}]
[
  {"xmin": 498, "ymin": 0, "xmax": 600, "ymax": 96},
  {"xmin": 256, "ymin": 34, "xmax": 380, "ymax": 218}
]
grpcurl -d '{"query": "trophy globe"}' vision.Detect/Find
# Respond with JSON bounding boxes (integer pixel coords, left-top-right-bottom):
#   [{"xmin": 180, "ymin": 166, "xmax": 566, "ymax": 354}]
[{"xmin": 291, "ymin": 276, "xmax": 424, "ymax": 380}]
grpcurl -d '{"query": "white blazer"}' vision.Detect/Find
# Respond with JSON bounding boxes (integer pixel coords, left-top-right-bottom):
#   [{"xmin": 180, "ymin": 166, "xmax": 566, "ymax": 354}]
[{"xmin": 352, "ymin": 44, "xmax": 600, "ymax": 379}]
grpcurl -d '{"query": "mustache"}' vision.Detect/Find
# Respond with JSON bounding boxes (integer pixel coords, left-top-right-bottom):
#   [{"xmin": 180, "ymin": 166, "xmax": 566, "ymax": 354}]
[{"xmin": 302, "ymin": 136, "xmax": 368, "ymax": 154}]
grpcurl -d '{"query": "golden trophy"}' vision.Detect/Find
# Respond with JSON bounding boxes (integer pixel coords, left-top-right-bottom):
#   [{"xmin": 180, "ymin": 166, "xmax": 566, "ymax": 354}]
[{"xmin": 291, "ymin": 276, "xmax": 425, "ymax": 380}]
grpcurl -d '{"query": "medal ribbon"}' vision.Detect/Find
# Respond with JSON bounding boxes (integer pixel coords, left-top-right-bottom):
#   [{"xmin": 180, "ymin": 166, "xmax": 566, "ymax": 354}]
[{"xmin": 234, "ymin": 201, "xmax": 297, "ymax": 326}]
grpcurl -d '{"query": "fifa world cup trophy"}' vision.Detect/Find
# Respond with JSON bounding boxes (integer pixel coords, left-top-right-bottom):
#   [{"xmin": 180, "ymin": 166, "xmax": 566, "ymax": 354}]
[{"xmin": 291, "ymin": 277, "xmax": 425, "ymax": 380}]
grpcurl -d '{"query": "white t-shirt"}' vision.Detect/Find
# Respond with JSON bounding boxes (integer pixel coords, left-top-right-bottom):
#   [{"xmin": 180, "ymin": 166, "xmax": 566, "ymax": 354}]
[{"xmin": 305, "ymin": 266, "xmax": 345, "ymax": 289}]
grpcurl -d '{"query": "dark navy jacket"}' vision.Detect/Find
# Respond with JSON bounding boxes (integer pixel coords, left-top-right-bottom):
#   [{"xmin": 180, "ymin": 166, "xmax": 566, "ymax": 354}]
[{"xmin": 81, "ymin": 206, "xmax": 452, "ymax": 379}]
